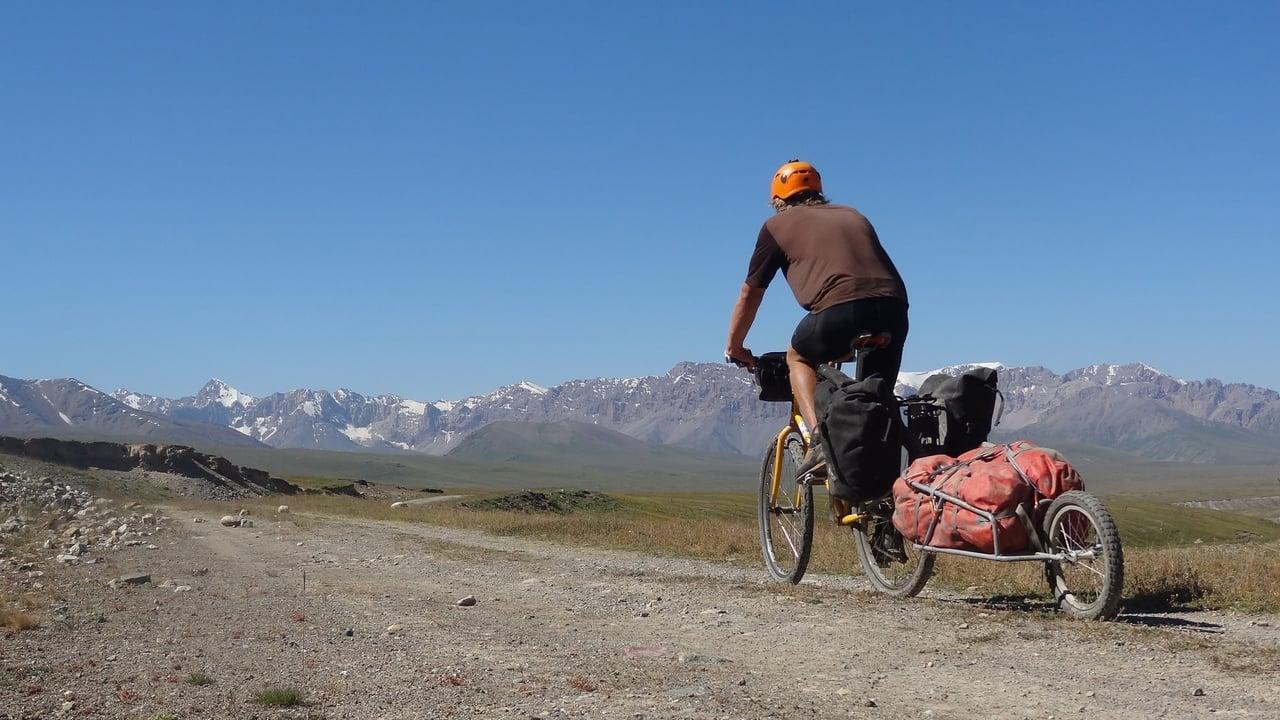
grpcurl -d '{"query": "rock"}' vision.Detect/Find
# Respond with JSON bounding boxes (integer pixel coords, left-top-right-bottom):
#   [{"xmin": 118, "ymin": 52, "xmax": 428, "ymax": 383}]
[
  {"xmin": 219, "ymin": 516, "xmax": 240, "ymax": 527},
  {"xmin": 173, "ymin": 585, "xmax": 192, "ymax": 593},
  {"xmin": 238, "ymin": 508, "xmax": 250, "ymax": 517},
  {"xmin": 240, "ymin": 518, "xmax": 254, "ymax": 528},
  {"xmin": 666, "ymin": 685, "xmax": 707, "ymax": 699},
  {"xmin": 277, "ymin": 505, "xmax": 291, "ymax": 514},
  {"xmin": 55, "ymin": 554, "xmax": 79, "ymax": 563},
  {"xmin": 390, "ymin": 501, "xmax": 409, "ymax": 509},
  {"xmin": 457, "ymin": 595, "xmax": 478, "ymax": 607},
  {"xmin": 1193, "ymin": 688, "xmax": 1205, "ymax": 697},
  {"xmin": 386, "ymin": 624, "xmax": 403, "ymax": 634},
  {"xmin": 344, "ymin": 628, "xmax": 354, "ymax": 637},
  {"xmin": 623, "ymin": 645, "xmax": 672, "ymax": 659},
  {"xmin": 192, "ymin": 517, "xmax": 205, "ymax": 523},
  {"xmin": 864, "ymin": 699, "xmax": 878, "ymax": 708},
  {"xmin": 958, "ymin": 623, "xmax": 970, "ymax": 630},
  {"xmin": 117, "ymin": 572, "xmax": 151, "ymax": 586}
]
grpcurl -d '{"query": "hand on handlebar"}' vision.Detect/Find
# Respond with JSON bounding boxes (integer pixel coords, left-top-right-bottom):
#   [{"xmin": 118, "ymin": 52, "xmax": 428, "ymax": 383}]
[{"xmin": 724, "ymin": 345, "xmax": 756, "ymax": 371}]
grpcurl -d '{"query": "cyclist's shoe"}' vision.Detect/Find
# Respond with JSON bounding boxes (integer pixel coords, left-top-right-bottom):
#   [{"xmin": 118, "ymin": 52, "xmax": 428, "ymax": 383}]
[
  {"xmin": 828, "ymin": 495, "xmax": 851, "ymax": 525},
  {"xmin": 870, "ymin": 521, "xmax": 908, "ymax": 567},
  {"xmin": 795, "ymin": 434, "xmax": 827, "ymax": 484}
]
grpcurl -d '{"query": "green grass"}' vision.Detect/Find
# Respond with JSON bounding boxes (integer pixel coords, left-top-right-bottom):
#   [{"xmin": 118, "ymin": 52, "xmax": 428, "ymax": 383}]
[
  {"xmin": 1104, "ymin": 498, "xmax": 1280, "ymax": 546},
  {"xmin": 184, "ymin": 671, "xmax": 213, "ymax": 686},
  {"xmin": 288, "ymin": 475, "xmax": 361, "ymax": 490},
  {"xmin": 253, "ymin": 686, "xmax": 305, "ymax": 707}
]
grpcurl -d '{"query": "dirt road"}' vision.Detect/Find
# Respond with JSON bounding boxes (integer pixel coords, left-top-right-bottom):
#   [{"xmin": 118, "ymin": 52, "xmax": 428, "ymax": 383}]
[{"xmin": 4, "ymin": 508, "xmax": 1278, "ymax": 719}]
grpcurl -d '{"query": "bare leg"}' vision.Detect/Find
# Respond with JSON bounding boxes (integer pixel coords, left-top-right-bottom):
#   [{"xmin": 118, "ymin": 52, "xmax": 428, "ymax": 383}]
[{"xmin": 787, "ymin": 345, "xmax": 820, "ymax": 432}]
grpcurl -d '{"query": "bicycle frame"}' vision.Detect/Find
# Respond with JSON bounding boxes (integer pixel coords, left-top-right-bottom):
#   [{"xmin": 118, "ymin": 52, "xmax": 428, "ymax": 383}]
[{"xmin": 767, "ymin": 402, "xmax": 810, "ymax": 511}]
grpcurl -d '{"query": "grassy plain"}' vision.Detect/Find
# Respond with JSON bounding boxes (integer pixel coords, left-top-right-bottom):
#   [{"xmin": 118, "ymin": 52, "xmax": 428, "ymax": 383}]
[{"xmin": 187, "ymin": 486, "xmax": 1280, "ymax": 613}]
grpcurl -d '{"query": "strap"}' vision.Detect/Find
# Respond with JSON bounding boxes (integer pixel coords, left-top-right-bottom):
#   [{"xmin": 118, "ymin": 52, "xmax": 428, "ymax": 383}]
[{"xmin": 1002, "ymin": 444, "xmax": 1041, "ymax": 497}]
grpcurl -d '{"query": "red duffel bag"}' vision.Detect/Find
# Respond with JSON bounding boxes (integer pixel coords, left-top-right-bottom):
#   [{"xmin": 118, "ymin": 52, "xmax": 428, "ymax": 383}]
[{"xmin": 892, "ymin": 442, "xmax": 1084, "ymax": 555}]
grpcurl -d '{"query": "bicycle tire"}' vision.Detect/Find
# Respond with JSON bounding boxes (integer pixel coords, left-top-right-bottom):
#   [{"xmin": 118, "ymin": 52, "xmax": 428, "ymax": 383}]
[
  {"xmin": 851, "ymin": 498, "xmax": 934, "ymax": 598},
  {"xmin": 1043, "ymin": 490, "xmax": 1124, "ymax": 620},
  {"xmin": 757, "ymin": 430, "xmax": 813, "ymax": 584}
]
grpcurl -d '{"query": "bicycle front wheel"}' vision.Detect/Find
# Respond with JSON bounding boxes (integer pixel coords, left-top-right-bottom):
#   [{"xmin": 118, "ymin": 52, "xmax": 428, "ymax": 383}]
[
  {"xmin": 851, "ymin": 497, "xmax": 934, "ymax": 598},
  {"xmin": 757, "ymin": 430, "xmax": 813, "ymax": 584}
]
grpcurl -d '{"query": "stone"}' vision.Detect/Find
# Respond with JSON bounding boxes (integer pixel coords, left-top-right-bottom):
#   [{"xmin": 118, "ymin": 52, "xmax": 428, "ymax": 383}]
[
  {"xmin": 277, "ymin": 505, "xmax": 291, "ymax": 514},
  {"xmin": 219, "ymin": 516, "xmax": 239, "ymax": 527},
  {"xmin": 1193, "ymin": 688, "xmax": 1205, "ymax": 697},
  {"xmin": 173, "ymin": 585, "xmax": 192, "ymax": 593},
  {"xmin": 390, "ymin": 501, "xmax": 409, "ymax": 509},
  {"xmin": 240, "ymin": 518, "xmax": 254, "ymax": 528},
  {"xmin": 117, "ymin": 572, "xmax": 151, "ymax": 586},
  {"xmin": 386, "ymin": 624, "xmax": 403, "ymax": 634},
  {"xmin": 457, "ymin": 595, "xmax": 478, "ymax": 607}
]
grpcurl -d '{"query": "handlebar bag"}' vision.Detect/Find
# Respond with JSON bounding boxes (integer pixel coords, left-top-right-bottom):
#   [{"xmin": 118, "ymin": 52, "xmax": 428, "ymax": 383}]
[
  {"xmin": 753, "ymin": 352, "xmax": 792, "ymax": 403},
  {"xmin": 814, "ymin": 366, "xmax": 901, "ymax": 502}
]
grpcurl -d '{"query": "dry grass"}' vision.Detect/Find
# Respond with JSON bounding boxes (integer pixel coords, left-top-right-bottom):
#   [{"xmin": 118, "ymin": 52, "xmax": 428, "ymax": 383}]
[
  {"xmin": 0, "ymin": 609, "xmax": 41, "ymax": 633},
  {"xmin": 567, "ymin": 675, "xmax": 598, "ymax": 692},
  {"xmin": 172, "ymin": 489, "xmax": 1280, "ymax": 613}
]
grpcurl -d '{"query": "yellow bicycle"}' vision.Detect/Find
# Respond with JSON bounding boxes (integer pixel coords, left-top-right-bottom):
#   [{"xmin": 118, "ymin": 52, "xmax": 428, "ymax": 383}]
[{"xmin": 736, "ymin": 333, "xmax": 934, "ymax": 592}]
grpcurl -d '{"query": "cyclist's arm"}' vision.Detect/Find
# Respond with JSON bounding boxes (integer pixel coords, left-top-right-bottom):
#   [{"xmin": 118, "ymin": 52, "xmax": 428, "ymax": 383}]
[
  {"xmin": 726, "ymin": 283, "xmax": 764, "ymax": 365},
  {"xmin": 727, "ymin": 223, "xmax": 783, "ymax": 364}
]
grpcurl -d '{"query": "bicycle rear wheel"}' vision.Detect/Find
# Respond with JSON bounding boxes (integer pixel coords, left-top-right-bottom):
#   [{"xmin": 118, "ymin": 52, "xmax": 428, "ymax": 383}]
[
  {"xmin": 757, "ymin": 430, "xmax": 813, "ymax": 584},
  {"xmin": 851, "ymin": 497, "xmax": 934, "ymax": 598},
  {"xmin": 1043, "ymin": 490, "xmax": 1124, "ymax": 620}
]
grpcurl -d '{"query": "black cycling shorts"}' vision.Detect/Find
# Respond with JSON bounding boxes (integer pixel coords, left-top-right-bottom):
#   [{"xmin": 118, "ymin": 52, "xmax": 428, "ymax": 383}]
[{"xmin": 790, "ymin": 298, "xmax": 909, "ymax": 382}]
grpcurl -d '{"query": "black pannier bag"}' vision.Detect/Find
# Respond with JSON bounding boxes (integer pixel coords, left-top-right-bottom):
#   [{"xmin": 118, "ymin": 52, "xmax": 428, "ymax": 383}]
[
  {"xmin": 813, "ymin": 366, "xmax": 901, "ymax": 502},
  {"xmin": 916, "ymin": 367, "xmax": 1001, "ymax": 456},
  {"xmin": 753, "ymin": 352, "xmax": 792, "ymax": 402}
]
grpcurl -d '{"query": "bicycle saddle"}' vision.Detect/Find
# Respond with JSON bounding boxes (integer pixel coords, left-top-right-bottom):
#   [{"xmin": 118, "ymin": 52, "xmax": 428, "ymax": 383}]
[{"xmin": 852, "ymin": 332, "xmax": 892, "ymax": 351}]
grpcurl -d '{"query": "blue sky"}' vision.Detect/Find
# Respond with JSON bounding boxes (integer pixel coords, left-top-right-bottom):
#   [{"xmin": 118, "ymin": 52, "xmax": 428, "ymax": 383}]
[{"xmin": 2, "ymin": 2, "xmax": 1277, "ymax": 400}]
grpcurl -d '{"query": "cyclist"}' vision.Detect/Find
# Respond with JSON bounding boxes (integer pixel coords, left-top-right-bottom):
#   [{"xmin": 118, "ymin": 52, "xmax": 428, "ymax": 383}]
[{"xmin": 725, "ymin": 160, "xmax": 910, "ymax": 478}]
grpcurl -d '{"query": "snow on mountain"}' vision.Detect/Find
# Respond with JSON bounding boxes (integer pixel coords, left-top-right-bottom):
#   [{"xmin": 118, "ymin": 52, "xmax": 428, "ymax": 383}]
[
  {"xmin": 199, "ymin": 379, "xmax": 256, "ymax": 408},
  {"xmin": 1, "ymin": 375, "xmax": 263, "ymax": 448}
]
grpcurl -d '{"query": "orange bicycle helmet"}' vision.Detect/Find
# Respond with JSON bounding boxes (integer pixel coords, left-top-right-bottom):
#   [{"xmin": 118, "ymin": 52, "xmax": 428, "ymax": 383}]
[{"xmin": 770, "ymin": 160, "xmax": 822, "ymax": 201}]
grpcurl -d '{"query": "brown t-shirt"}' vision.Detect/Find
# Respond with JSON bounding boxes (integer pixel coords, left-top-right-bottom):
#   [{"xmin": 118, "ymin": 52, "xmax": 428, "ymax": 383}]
[{"xmin": 745, "ymin": 203, "xmax": 908, "ymax": 312}]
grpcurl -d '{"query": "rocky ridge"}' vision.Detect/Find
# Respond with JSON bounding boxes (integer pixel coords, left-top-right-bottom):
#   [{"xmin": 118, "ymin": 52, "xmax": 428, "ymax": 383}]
[{"xmin": 0, "ymin": 436, "xmax": 299, "ymax": 498}]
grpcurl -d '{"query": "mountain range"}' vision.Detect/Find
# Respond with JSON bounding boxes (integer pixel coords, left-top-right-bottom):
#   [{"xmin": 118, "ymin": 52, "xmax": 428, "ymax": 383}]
[{"xmin": 2, "ymin": 361, "xmax": 1278, "ymax": 465}]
